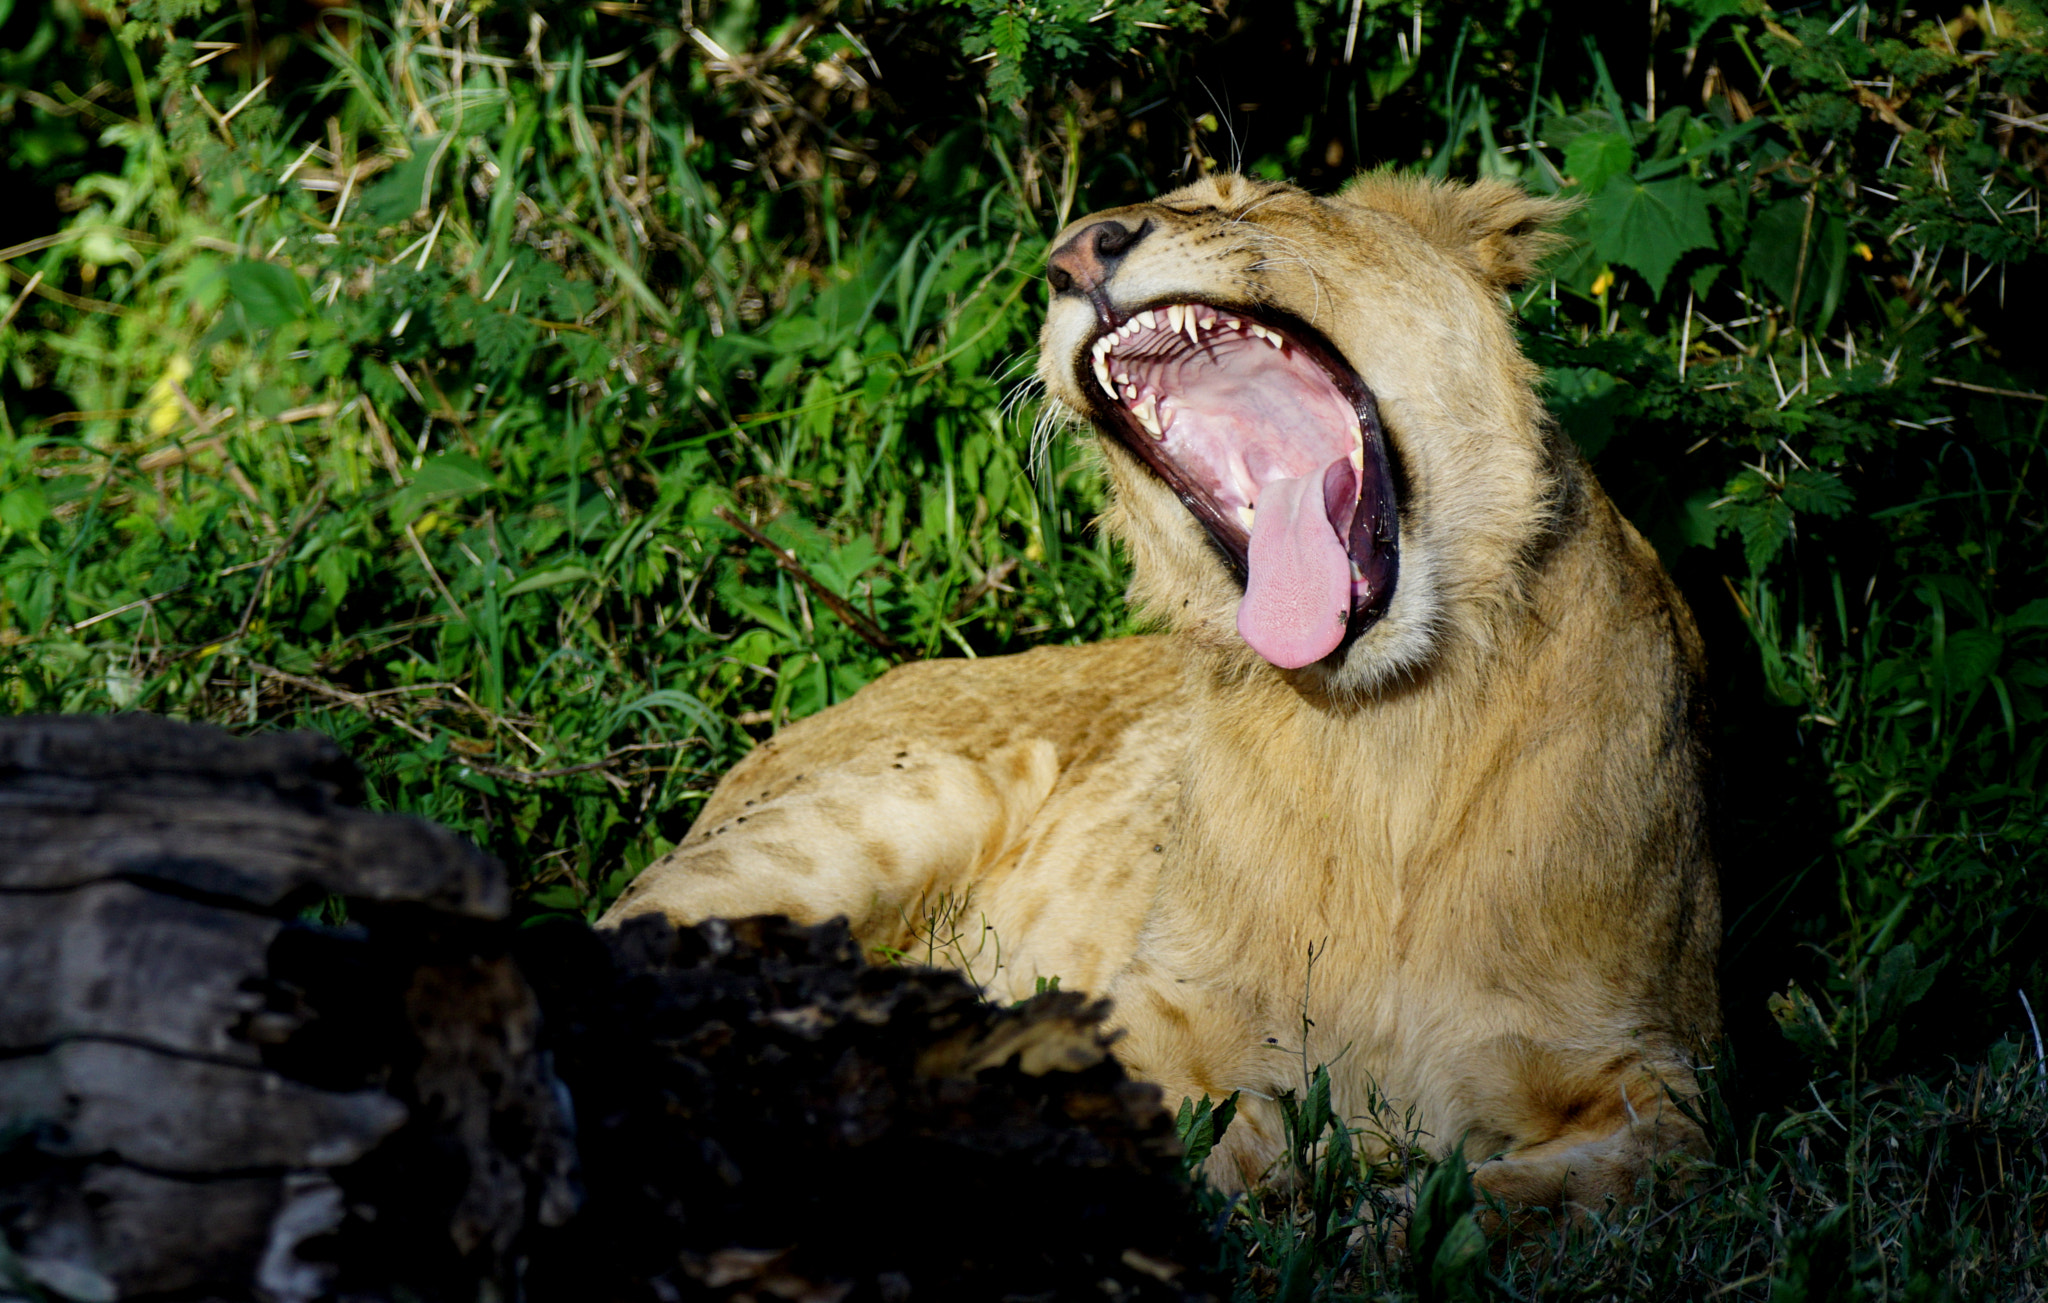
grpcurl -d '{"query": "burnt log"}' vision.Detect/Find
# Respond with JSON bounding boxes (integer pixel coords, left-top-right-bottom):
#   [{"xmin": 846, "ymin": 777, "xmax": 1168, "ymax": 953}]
[
  {"xmin": 1, "ymin": 714, "xmax": 1220, "ymax": 1302},
  {"xmin": 0, "ymin": 713, "xmax": 576, "ymax": 1303}
]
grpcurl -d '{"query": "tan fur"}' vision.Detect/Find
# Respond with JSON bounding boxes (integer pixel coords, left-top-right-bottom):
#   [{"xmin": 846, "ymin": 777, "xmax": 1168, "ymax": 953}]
[{"xmin": 605, "ymin": 173, "xmax": 1721, "ymax": 1218}]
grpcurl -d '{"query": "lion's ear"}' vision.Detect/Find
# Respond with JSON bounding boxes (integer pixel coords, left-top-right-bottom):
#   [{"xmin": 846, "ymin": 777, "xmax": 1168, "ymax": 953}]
[{"xmin": 1341, "ymin": 173, "xmax": 1575, "ymax": 292}]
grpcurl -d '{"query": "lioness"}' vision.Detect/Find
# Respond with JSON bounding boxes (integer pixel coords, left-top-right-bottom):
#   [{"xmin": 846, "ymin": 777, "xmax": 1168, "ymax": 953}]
[{"xmin": 604, "ymin": 172, "xmax": 1722, "ymax": 1215}]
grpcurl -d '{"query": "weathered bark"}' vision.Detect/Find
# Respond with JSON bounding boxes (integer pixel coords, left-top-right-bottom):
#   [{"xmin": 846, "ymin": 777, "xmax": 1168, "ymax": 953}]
[
  {"xmin": 0, "ymin": 714, "xmax": 1219, "ymax": 1302},
  {"xmin": 0, "ymin": 714, "xmax": 573, "ymax": 1302}
]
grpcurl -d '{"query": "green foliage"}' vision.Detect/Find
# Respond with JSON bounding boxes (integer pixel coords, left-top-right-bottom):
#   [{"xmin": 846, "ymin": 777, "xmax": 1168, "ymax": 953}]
[{"xmin": 3, "ymin": 0, "xmax": 2047, "ymax": 1296}]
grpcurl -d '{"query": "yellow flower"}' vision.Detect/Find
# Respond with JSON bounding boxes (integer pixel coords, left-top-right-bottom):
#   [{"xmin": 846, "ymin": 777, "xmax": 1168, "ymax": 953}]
[{"xmin": 140, "ymin": 356, "xmax": 193, "ymax": 437}]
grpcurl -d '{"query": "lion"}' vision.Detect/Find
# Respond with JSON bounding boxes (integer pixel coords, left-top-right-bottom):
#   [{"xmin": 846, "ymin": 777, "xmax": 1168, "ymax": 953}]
[{"xmin": 602, "ymin": 171, "xmax": 1722, "ymax": 1217}]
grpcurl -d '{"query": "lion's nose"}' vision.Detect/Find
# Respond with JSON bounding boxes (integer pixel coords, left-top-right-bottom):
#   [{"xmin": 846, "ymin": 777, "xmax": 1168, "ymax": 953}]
[{"xmin": 1046, "ymin": 219, "xmax": 1152, "ymax": 296}]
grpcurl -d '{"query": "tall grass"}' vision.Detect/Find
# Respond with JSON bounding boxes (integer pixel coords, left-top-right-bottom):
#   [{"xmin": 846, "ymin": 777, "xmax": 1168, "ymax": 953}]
[
  {"xmin": 3, "ymin": 0, "xmax": 2046, "ymax": 1296},
  {"xmin": 2, "ymin": 0, "xmax": 1131, "ymax": 911}
]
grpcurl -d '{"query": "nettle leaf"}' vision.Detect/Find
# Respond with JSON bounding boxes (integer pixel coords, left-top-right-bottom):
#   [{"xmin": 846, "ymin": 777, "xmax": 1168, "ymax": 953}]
[
  {"xmin": 1782, "ymin": 468, "xmax": 1853, "ymax": 517},
  {"xmin": 1565, "ymin": 130, "xmax": 1635, "ymax": 193},
  {"xmin": 1584, "ymin": 173, "xmax": 1715, "ymax": 296}
]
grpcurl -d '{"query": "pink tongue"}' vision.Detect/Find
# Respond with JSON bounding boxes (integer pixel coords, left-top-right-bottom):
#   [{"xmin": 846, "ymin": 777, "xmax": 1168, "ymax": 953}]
[{"xmin": 1236, "ymin": 457, "xmax": 1355, "ymax": 669}]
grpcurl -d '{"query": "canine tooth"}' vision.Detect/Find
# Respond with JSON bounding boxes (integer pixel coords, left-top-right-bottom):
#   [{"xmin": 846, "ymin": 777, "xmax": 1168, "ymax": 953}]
[
  {"xmin": 1184, "ymin": 310, "xmax": 1202, "ymax": 347},
  {"xmin": 1351, "ymin": 561, "xmax": 1366, "ymax": 582},
  {"xmin": 1236, "ymin": 505, "xmax": 1255, "ymax": 530},
  {"xmin": 1093, "ymin": 355, "xmax": 1114, "ymax": 392},
  {"xmin": 1167, "ymin": 304, "xmax": 1184, "ymax": 334}
]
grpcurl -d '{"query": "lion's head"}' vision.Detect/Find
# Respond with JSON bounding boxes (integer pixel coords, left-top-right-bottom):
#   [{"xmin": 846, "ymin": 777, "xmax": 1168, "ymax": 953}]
[{"xmin": 1038, "ymin": 173, "xmax": 1573, "ymax": 692}]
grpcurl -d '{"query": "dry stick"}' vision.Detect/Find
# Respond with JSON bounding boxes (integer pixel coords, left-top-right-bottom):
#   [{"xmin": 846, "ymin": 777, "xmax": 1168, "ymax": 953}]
[
  {"xmin": 713, "ymin": 506, "xmax": 904, "ymax": 659},
  {"xmin": 0, "ymin": 270, "xmax": 44, "ymax": 333},
  {"xmin": 405, "ymin": 522, "xmax": 472, "ymax": 627},
  {"xmin": 1929, "ymin": 376, "xmax": 2048, "ymax": 401},
  {"xmin": 247, "ymin": 662, "xmax": 437, "ymax": 743},
  {"xmin": 1786, "ymin": 186, "xmax": 1818, "ymax": 327},
  {"xmin": 358, "ymin": 397, "xmax": 407, "ymax": 480},
  {"xmin": 457, "ymin": 739, "xmax": 709, "ymax": 786},
  {"xmin": 948, "ymin": 555, "xmax": 1019, "ymax": 621}
]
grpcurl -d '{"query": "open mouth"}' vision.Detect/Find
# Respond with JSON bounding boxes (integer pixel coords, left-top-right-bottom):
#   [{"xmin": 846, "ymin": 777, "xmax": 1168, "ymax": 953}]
[{"xmin": 1081, "ymin": 303, "xmax": 1398, "ymax": 669}]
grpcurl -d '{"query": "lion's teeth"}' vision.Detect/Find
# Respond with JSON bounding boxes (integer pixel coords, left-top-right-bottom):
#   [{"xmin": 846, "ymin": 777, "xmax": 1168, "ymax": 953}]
[
  {"xmin": 1350, "ymin": 561, "xmax": 1366, "ymax": 582},
  {"xmin": 1138, "ymin": 310, "xmax": 1157, "ymax": 330},
  {"xmin": 1093, "ymin": 355, "xmax": 1113, "ymax": 392},
  {"xmin": 1166, "ymin": 304, "xmax": 1184, "ymax": 334},
  {"xmin": 1134, "ymin": 396, "xmax": 1160, "ymax": 435},
  {"xmin": 1184, "ymin": 310, "xmax": 1202, "ymax": 347},
  {"xmin": 1236, "ymin": 505, "xmax": 1255, "ymax": 530}
]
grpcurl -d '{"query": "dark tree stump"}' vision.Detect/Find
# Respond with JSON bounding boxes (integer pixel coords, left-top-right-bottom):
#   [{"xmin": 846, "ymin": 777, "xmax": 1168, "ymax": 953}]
[{"xmin": 1, "ymin": 715, "xmax": 1220, "ymax": 1302}]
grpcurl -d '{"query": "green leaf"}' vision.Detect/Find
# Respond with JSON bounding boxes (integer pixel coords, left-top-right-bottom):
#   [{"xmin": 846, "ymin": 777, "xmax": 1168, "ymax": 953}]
[
  {"xmin": 1209, "ymin": 1090, "xmax": 1237, "ymax": 1145},
  {"xmin": 1584, "ymin": 173, "xmax": 1716, "ymax": 296},
  {"xmin": 505, "ymin": 565, "xmax": 599, "ymax": 596},
  {"xmin": 227, "ymin": 259, "xmax": 310, "ymax": 329},
  {"xmin": 391, "ymin": 453, "xmax": 495, "ymax": 526},
  {"xmin": 1177, "ymin": 1098, "xmax": 1218, "ymax": 1167},
  {"xmin": 1547, "ymin": 366, "xmax": 1631, "ymax": 458},
  {"xmin": 358, "ymin": 136, "xmax": 445, "ymax": 224},
  {"xmin": 1942, "ymin": 628, "xmax": 2002, "ymax": 691},
  {"xmin": 2005, "ymin": 598, "xmax": 2048, "ymax": 632},
  {"xmin": 1409, "ymin": 1149, "xmax": 1482, "ymax": 1303},
  {"xmin": 1301, "ymin": 1065, "xmax": 1334, "ymax": 1143},
  {"xmin": 1564, "ymin": 130, "xmax": 1635, "ymax": 194},
  {"xmin": 988, "ymin": 9, "xmax": 1028, "ymax": 63},
  {"xmin": 1667, "ymin": 0, "xmax": 1745, "ymax": 46},
  {"xmin": 1735, "ymin": 498, "xmax": 1794, "ymax": 573},
  {"xmin": 411, "ymin": 453, "xmax": 494, "ymax": 497},
  {"xmin": 0, "ymin": 484, "xmax": 50, "ymax": 535},
  {"xmin": 1782, "ymin": 469, "xmax": 1853, "ymax": 517}
]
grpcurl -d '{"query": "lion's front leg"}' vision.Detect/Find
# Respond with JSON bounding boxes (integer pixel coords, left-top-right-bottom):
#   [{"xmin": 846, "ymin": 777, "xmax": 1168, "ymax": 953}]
[{"xmin": 600, "ymin": 732, "xmax": 1060, "ymax": 949}]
